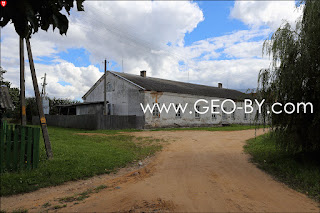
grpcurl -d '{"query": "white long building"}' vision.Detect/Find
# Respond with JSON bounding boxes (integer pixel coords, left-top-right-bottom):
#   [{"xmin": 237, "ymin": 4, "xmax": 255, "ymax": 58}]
[{"xmin": 82, "ymin": 71, "xmax": 262, "ymax": 128}]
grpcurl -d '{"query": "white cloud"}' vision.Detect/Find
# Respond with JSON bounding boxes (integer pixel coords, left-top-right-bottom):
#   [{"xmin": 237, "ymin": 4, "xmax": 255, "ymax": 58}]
[
  {"xmin": 223, "ymin": 41, "xmax": 263, "ymax": 58},
  {"xmin": 2, "ymin": 57, "xmax": 102, "ymax": 100},
  {"xmin": 1, "ymin": 1, "xmax": 204, "ymax": 99},
  {"xmin": 230, "ymin": 1, "xmax": 303, "ymax": 30},
  {"xmin": 154, "ymin": 29, "xmax": 271, "ymax": 90},
  {"xmin": 1, "ymin": 1, "xmax": 300, "ymax": 101}
]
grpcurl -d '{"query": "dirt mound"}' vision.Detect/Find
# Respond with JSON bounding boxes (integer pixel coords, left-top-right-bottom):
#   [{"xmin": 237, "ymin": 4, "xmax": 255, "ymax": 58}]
[{"xmin": 123, "ymin": 198, "xmax": 175, "ymax": 212}]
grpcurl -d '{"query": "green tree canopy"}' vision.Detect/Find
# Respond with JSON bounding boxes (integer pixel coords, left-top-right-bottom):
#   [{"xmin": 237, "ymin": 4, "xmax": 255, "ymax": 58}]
[
  {"xmin": 0, "ymin": 0, "xmax": 84, "ymax": 38},
  {"xmin": 258, "ymin": 0, "xmax": 320, "ymax": 153}
]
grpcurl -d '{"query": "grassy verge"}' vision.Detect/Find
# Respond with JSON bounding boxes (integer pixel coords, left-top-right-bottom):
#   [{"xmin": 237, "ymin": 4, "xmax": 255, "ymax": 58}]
[
  {"xmin": 151, "ymin": 124, "xmax": 267, "ymax": 131},
  {"xmin": 0, "ymin": 127, "xmax": 162, "ymax": 196},
  {"xmin": 244, "ymin": 134, "xmax": 320, "ymax": 201}
]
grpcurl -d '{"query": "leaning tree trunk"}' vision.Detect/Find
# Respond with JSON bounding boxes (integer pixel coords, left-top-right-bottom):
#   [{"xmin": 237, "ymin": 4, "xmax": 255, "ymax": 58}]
[
  {"xmin": 26, "ymin": 38, "xmax": 53, "ymax": 159},
  {"xmin": 20, "ymin": 37, "xmax": 26, "ymax": 126}
]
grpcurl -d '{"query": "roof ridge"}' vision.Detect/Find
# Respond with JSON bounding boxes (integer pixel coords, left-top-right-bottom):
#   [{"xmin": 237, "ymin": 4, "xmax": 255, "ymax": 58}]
[
  {"xmin": 82, "ymin": 70, "xmax": 249, "ymax": 101},
  {"xmin": 113, "ymin": 71, "xmax": 243, "ymax": 93},
  {"xmin": 110, "ymin": 71, "xmax": 145, "ymax": 90}
]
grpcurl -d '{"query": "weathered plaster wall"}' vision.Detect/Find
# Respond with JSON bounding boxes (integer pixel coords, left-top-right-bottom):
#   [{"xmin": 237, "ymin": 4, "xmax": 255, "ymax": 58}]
[
  {"xmin": 84, "ymin": 72, "xmax": 144, "ymax": 116},
  {"xmin": 76, "ymin": 104, "xmax": 103, "ymax": 115},
  {"xmin": 83, "ymin": 73, "xmax": 264, "ymax": 128},
  {"xmin": 143, "ymin": 91, "xmax": 263, "ymax": 128}
]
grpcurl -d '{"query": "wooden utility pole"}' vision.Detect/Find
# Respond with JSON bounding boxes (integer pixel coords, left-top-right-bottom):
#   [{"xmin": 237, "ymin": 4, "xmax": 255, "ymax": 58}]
[
  {"xmin": 104, "ymin": 59, "xmax": 107, "ymax": 115},
  {"xmin": 20, "ymin": 37, "xmax": 26, "ymax": 126},
  {"xmin": 26, "ymin": 38, "xmax": 53, "ymax": 159},
  {"xmin": 41, "ymin": 73, "xmax": 47, "ymax": 96}
]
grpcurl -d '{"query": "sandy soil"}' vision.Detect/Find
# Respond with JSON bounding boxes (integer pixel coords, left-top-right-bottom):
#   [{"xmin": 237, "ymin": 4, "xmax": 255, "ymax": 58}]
[{"xmin": 1, "ymin": 129, "xmax": 319, "ymax": 212}]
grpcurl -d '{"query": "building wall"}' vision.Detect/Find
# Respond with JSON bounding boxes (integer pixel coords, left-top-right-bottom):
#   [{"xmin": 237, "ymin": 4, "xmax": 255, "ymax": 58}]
[
  {"xmin": 84, "ymin": 73, "xmax": 264, "ymax": 128},
  {"xmin": 84, "ymin": 72, "xmax": 145, "ymax": 116},
  {"xmin": 143, "ymin": 91, "xmax": 263, "ymax": 128},
  {"xmin": 76, "ymin": 104, "xmax": 104, "ymax": 115}
]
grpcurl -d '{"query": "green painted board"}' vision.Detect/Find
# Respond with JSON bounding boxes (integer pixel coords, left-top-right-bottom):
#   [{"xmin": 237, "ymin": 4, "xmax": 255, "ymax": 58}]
[
  {"xmin": 5, "ymin": 125, "xmax": 12, "ymax": 170},
  {"xmin": 20, "ymin": 127, "xmax": 26, "ymax": 169},
  {"xmin": 13, "ymin": 127, "xmax": 19, "ymax": 170},
  {"xmin": 0, "ymin": 121, "xmax": 5, "ymax": 173},
  {"xmin": 26, "ymin": 127, "xmax": 32, "ymax": 170},
  {"xmin": 33, "ymin": 128, "xmax": 40, "ymax": 168}
]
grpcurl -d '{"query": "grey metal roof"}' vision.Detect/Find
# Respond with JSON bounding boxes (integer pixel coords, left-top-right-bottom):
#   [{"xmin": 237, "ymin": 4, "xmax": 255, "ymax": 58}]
[
  {"xmin": 0, "ymin": 86, "xmax": 14, "ymax": 110},
  {"xmin": 112, "ymin": 72, "xmax": 249, "ymax": 100},
  {"xmin": 82, "ymin": 71, "xmax": 250, "ymax": 100}
]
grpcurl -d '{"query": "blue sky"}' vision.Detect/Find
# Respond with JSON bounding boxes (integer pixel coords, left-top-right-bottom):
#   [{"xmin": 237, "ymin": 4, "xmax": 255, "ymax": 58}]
[
  {"xmin": 1, "ymin": 1, "xmax": 301, "ymax": 100},
  {"xmin": 185, "ymin": 1, "xmax": 247, "ymax": 46},
  {"xmin": 52, "ymin": 1, "xmax": 270, "ymax": 73},
  {"xmin": 33, "ymin": 2, "xmax": 250, "ymax": 67},
  {"xmin": 56, "ymin": 1, "xmax": 250, "ymax": 69}
]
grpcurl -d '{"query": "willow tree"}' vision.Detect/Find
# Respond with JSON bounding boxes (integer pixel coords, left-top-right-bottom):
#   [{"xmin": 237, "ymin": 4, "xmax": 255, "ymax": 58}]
[
  {"xmin": 0, "ymin": 0, "xmax": 85, "ymax": 159},
  {"xmin": 258, "ymin": 0, "xmax": 320, "ymax": 153}
]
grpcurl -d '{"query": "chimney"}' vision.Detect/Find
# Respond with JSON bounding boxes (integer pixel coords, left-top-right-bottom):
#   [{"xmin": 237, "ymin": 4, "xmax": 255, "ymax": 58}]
[
  {"xmin": 218, "ymin": 83, "xmax": 222, "ymax": 88},
  {"xmin": 140, "ymin": 70, "xmax": 146, "ymax": 77}
]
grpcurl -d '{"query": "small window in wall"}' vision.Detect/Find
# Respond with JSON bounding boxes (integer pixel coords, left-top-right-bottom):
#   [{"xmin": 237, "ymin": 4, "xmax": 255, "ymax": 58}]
[
  {"xmin": 195, "ymin": 105, "xmax": 200, "ymax": 119},
  {"xmin": 212, "ymin": 107, "xmax": 217, "ymax": 120},
  {"xmin": 175, "ymin": 104, "xmax": 181, "ymax": 118},
  {"xmin": 106, "ymin": 82, "xmax": 113, "ymax": 92},
  {"xmin": 153, "ymin": 103, "xmax": 160, "ymax": 117},
  {"xmin": 244, "ymin": 112, "xmax": 247, "ymax": 120},
  {"xmin": 107, "ymin": 103, "xmax": 111, "ymax": 115},
  {"xmin": 222, "ymin": 107, "xmax": 227, "ymax": 119},
  {"xmin": 231, "ymin": 108, "xmax": 235, "ymax": 120}
]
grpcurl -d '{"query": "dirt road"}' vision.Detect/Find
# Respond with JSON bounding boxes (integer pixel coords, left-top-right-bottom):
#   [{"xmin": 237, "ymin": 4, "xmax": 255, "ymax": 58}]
[{"xmin": 1, "ymin": 129, "xmax": 319, "ymax": 212}]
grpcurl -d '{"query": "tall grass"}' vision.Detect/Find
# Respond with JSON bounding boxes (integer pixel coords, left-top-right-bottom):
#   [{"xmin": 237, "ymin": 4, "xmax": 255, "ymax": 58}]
[{"xmin": 244, "ymin": 134, "xmax": 320, "ymax": 201}]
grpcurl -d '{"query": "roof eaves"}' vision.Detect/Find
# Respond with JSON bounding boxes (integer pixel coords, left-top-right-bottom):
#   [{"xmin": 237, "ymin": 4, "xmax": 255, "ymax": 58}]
[
  {"xmin": 110, "ymin": 71, "xmax": 146, "ymax": 90},
  {"xmin": 57, "ymin": 101, "xmax": 105, "ymax": 107}
]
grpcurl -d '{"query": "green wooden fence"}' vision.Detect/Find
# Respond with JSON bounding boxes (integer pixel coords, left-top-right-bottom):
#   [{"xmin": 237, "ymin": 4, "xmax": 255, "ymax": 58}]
[{"xmin": 0, "ymin": 121, "xmax": 40, "ymax": 173}]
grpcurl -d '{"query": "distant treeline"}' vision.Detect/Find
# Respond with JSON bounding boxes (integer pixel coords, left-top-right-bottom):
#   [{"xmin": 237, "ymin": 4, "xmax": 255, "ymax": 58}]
[{"xmin": 1, "ymin": 81, "xmax": 79, "ymax": 123}]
